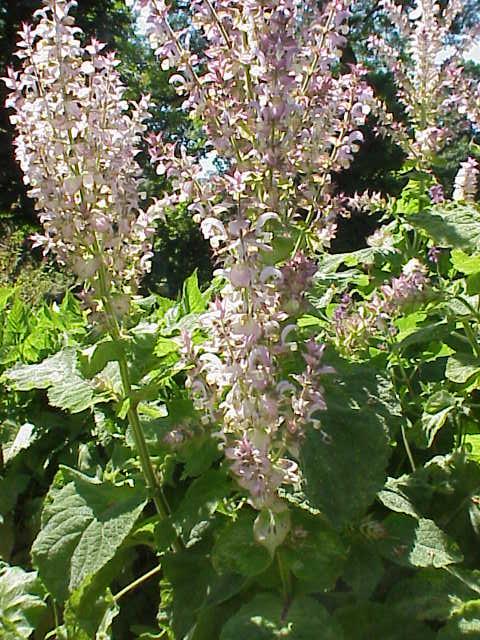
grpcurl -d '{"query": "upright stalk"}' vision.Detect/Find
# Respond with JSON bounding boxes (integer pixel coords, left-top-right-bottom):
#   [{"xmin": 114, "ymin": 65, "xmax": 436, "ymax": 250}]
[{"xmin": 95, "ymin": 253, "xmax": 181, "ymax": 550}]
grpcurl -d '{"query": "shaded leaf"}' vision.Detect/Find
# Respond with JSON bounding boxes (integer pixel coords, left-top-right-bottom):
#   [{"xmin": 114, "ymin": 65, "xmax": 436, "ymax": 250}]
[
  {"xmin": 173, "ymin": 469, "xmax": 230, "ymax": 544},
  {"xmin": 300, "ymin": 357, "xmax": 394, "ymax": 528},
  {"xmin": 334, "ymin": 602, "xmax": 435, "ymax": 640},
  {"xmin": 343, "ymin": 539, "xmax": 384, "ymax": 600},
  {"xmin": 212, "ymin": 510, "xmax": 272, "ymax": 577},
  {"xmin": 282, "ymin": 511, "xmax": 346, "ymax": 590},
  {"xmin": 387, "ymin": 568, "xmax": 478, "ymax": 622},
  {"xmin": 220, "ymin": 593, "xmax": 343, "ymax": 640}
]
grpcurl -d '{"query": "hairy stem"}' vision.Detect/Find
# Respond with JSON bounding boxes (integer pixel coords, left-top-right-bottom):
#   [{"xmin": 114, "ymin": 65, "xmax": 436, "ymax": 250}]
[{"xmin": 95, "ymin": 251, "xmax": 181, "ymax": 551}]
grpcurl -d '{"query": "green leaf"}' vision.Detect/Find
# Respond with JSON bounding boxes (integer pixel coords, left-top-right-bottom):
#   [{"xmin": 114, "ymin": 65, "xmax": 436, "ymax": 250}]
[
  {"xmin": 79, "ymin": 340, "xmax": 124, "ymax": 378},
  {"xmin": 0, "ymin": 563, "xmax": 46, "ymax": 639},
  {"xmin": 409, "ymin": 204, "xmax": 480, "ymax": 251},
  {"xmin": 173, "ymin": 469, "xmax": 230, "ymax": 544},
  {"xmin": 378, "ymin": 515, "xmax": 463, "ymax": 568},
  {"xmin": 446, "ymin": 353, "xmax": 480, "ymax": 384},
  {"xmin": 179, "ymin": 433, "xmax": 221, "ymax": 479},
  {"xmin": 162, "ymin": 549, "xmax": 246, "ymax": 639},
  {"xmin": 4, "ymin": 298, "xmax": 29, "ymax": 342},
  {"xmin": 387, "ymin": 568, "xmax": 478, "ymax": 622},
  {"xmin": 421, "ymin": 391, "xmax": 456, "ymax": 446},
  {"xmin": 32, "ymin": 466, "xmax": 147, "ymax": 602},
  {"xmin": 182, "ymin": 270, "xmax": 206, "ymax": 314},
  {"xmin": 451, "ymin": 249, "xmax": 480, "ymax": 275},
  {"xmin": 5, "ymin": 349, "xmax": 107, "ymax": 413},
  {"xmin": 220, "ymin": 593, "xmax": 342, "ymax": 640},
  {"xmin": 378, "ymin": 475, "xmax": 421, "ymax": 518},
  {"xmin": 300, "ymin": 357, "xmax": 394, "ymax": 528},
  {"xmin": 343, "ymin": 539, "xmax": 383, "ymax": 600},
  {"xmin": 466, "ymin": 273, "xmax": 480, "ymax": 296},
  {"xmin": 154, "ymin": 337, "xmax": 179, "ymax": 358},
  {"xmin": 212, "ymin": 510, "xmax": 272, "ymax": 577},
  {"xmin": 281, "ymin": 512, "xmax": 346, "ymax": 590},
  {"xmin": 438, "ymin": 600, "xmax": 480, "ymax": 638},
  {"xmin": 334, "ymin": 602, "xmax": 435, "ymax": 640},
  {"xmin": 63, "ymin": 575, "xmax": 119, "ymax": 640}
]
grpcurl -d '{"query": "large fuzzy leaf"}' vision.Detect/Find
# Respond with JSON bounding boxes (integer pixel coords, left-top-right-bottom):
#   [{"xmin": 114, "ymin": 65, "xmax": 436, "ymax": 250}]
[
  {"xmin": 409, "ymin": 204, "xmax": 480, "ymax": 251},
  {"xmin": 4, "ymin": 348, "xmax": 109, "ymax": 413},
  {"xmin": 300, "ymin": 357, "xmax": 396, "ymax": 528},
  {"xmin": 31, "ymin": 467, "xmax": 147, "ymax": 602},
  {"xmin": 0, "ymin": 563, "xmax": 46, "ymax": 639},
  {"xmin": 220, "ymin": 593, "xmax": 342, "ymax": 640},
  {"xmin": 281, "ymin": 511, "xmax": 346, "ymax": 590},
  {"xmin": 212, "ymin": 510, "xmax": 272, "ymax": 577}
]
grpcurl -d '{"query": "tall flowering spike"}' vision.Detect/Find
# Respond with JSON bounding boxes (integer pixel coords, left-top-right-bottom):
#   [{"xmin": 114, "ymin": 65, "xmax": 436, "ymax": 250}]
[
  {"xmin": 132, "ymin": 0, "xmax": 379, "ymax": 252},
  {"xmin": 370, "ymin": 0, "xmax": 474, "ymax": 165},
  {"xmin": 4, "ymin": 0, "xmax": 159, "ymax": 317},
  {"xmin": 129, "ymin": 0, "xmax": 364, "ymax": 511}
]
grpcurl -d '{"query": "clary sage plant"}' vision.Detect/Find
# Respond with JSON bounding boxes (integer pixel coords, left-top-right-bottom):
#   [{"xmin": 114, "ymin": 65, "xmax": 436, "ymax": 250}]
[{"xmin": 2, "ymin": 0, "xmax": 480, "ymax": 638}]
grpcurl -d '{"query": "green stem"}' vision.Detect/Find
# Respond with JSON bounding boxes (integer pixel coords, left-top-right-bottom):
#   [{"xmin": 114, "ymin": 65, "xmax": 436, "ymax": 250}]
[
  {"xmin": 277, "ymin": 551, "xmax": 292, "ymax": 604},
  {"xmin": 401, "ymin": 423, "xmax": 416, "ymax": 473},
  {"xmin": 113, "ymin": 564, "xmax": 163, "ymax": 602},
  {"xmin": 94, "ymin": 254, "xmax": 181, "ymax": 552},
  {"xmin": 44, "ymin": 599, "xmax": 60, "ymax": 639},
  {"xmin": 389, "ymin": 355, "xmax": 416, "ymax": 472}
]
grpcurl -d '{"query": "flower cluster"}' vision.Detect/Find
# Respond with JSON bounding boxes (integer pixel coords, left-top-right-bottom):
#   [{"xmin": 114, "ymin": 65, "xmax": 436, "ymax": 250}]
[
  {"xmin": 129, "ymin": 0, "xmax": 377, "ymax": 509},
  {"xmin": 133, "ymin": 0, "xmax": 379, "ymax": 250},
  {"xmin": 453, "ymin": 157, "xmax": 479, "ymax": 202},
  {"xmin": 180, "ymin": 253, "xmax": 334, "ymax": 509},
  {"xmin": 334, "ymin": 258, "xmax": 429, "ymax": 353},
  {"xmin": 369, "ymin": 0, "xmax": 473, "ymax": 165},
  {"xmin": 4, "ymin": 0, "xmax": 159, "ymax": 317}
]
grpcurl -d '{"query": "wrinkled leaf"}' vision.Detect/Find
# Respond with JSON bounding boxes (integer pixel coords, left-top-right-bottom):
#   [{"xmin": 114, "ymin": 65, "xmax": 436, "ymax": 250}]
[
  {"xmin": 446, "ymin": 353, "xmax": 480, "ymax": 384},
  {"xmin": 301, "ymin": 357, "xmax": 394, "ymax": 528},
  {"xmin": 5, "ymin": 349, "xmax": 108, "ymax": 413},
  {"xmin": 32, "ymin": 466, "xmax": 147, "ymax": 602},
  {"xmin": 0, "ymin": 563, "xmax": 46, "ymax": 639},
  {"xmin": 220, "ymin": 593, "xmax": 342, "ymax": 640},
  {"xmin": 379, "ymin": 515, "xmax": 463, "ymax": 568},
  {"xmin": 409, "ymin": 204, "xmax": 480, "ymax": 251}
]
